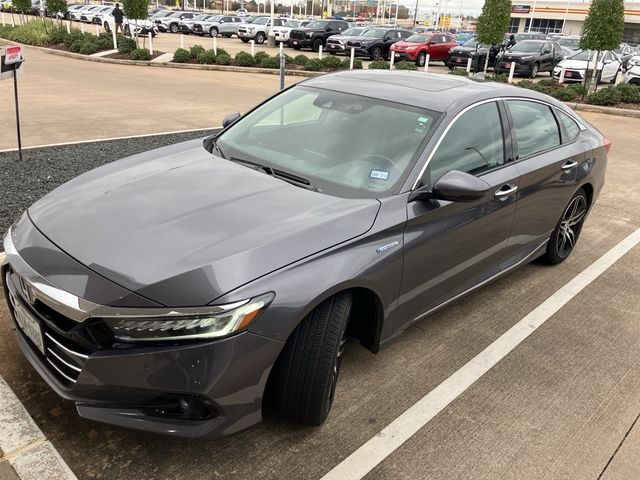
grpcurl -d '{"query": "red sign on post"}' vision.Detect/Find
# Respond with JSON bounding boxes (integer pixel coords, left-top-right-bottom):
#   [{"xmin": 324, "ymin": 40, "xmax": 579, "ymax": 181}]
[{"xmin": 4, "ymin": 46, "xmax": 23, "ymax": 65}]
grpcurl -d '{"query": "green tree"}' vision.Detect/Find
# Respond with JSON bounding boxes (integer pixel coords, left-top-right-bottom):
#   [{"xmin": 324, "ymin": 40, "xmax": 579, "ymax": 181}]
[
  {"xmin": 12, "ymin": 0, "xmax": 31, "ymax": 24},
  {"xmin": 46, "ymin": 0, "xmax": 68, "ymax": 24},
  {"xmin": 122, "ymin": 0, "xmax": 148, "ymax": 46},
  {"xmin": 475, "ymin": 0, "xmax": 511, "ymax": 72},
  {"xmin": 579, "ymin": 0, "xmax": 624, "ymax": 91}
]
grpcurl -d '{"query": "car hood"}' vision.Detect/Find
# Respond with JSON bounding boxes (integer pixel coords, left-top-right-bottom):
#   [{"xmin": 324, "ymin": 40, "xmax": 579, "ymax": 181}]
[
  {"xmin": 27, "ymin": 139, "xmax": 380, "ymax": 307},
  {"xmin": 451, "ymin": 46, "xmax": 486, "ymax": 54},
  {"xmin": 329, "ymin": 34, "xmax": 364, "ymax": 42},
  {"xmin": 291, "ymin": 27, "xmax": 324, "ymax": 33},
  {"xmin": 392, "ymin": 40, "xmax": 425, "ymax": 48},
  {"xmin": 557, "ymin": 58, "xmax": 590, "ymax": 70},
  {"xmin": 502, "ymin": 51, "xmax": 540, "ymax": 59}
]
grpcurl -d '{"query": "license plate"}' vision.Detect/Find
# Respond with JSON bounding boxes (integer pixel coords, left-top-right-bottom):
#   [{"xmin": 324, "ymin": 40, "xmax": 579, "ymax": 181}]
[
  {"xmin": 565, "ymin": 71, "xmax": 573, "ymax": 77},
  {"xmin": 502, "ymin": 63, "xmax": 510, "ymax": 68},
  {"xmin": 395, "ymin": 53, "xmax": 400, "ymax": 58},
  {"xmin": 292, "ymin": 40, "xmax": 298, "ymax": 45},
  {"xmin": 329, "ymin": 45, "xmax": 336, "ymax": 48},
  {"xmin": 13, "ymin": 299, "xmax": 45, "ymax": 354},
  {"xmin": 456, "ymin": 58, "xmax": 463, "ymax": 63}
]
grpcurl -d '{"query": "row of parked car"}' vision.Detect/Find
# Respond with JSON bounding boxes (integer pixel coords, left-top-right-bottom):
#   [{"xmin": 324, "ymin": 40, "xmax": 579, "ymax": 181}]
[{"xmin": 60, "ymin": 2, "xmax": 158, "ymax": 36}]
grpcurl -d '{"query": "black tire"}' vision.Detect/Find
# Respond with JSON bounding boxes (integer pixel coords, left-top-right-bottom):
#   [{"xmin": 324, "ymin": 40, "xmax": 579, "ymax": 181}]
[
  {"xmin": 255, "ymin": 32, "xmax": 266, "ymax": 44},
  {"xmin": 124, "ymin": 24, "xmax": 130, "ymax": 35},
  {"xmin": 312, "ymin": 38, "xmax": 323, "ymax": 52},
  {"xmin": 541, "ymin": 189, "xmax": 588, "ymax": 265},
  {"xmin": 416, "ymin": 51, "xmax": 426, "ymax": 67},
  {"xmin": 272, "ymin": 292, "xmax": 353, "ymax": 425},
  {"xmin": 209, "ymin": 26, "xmax": 218, "ymax": 37},
  {"xmin": 240, "ymin": 38, "xmax": 249, "ymax": 43},
  {"xmin": 370, "ymin": 45, "xmax": 382, "ymax": 60},
  {"xmin": 103, "ymin": 22, "xmax": 110, "ymax": 33},
  {"xmin": 530, "ymin": 62, "xmax": 539, "ymax": 78},
  {"xmin": 169, "ymin": 22, "xmax": 178, "ymax": 33},
  {"xmin": 223, "ymin": 33, "xmax": 231, "ymax": 38},
  {"xmin": 293, "ymin": 45, "xmax": 301, "ymax": 50}
]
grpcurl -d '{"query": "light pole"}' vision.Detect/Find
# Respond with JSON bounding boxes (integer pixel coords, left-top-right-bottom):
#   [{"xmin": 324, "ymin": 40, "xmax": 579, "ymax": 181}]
[{"xmin": 412, "ymin": 0, "xmax": 418, "ymax": 28}]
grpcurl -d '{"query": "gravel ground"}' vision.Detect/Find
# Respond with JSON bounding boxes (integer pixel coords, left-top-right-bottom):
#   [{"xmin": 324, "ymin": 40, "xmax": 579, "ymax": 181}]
[{"xmin": 0, "ymin": 130, "xmax": 215, "ymax": 237}]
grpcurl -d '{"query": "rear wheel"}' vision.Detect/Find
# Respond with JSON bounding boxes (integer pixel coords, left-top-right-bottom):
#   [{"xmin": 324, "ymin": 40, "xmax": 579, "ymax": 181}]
[
  {"xmin": 541, "ymin": 189, "xmax": 588, "ymax": 265},
  {"xmin": 271, "ymin": 292, "xmax": 353, "ymax": 425}
]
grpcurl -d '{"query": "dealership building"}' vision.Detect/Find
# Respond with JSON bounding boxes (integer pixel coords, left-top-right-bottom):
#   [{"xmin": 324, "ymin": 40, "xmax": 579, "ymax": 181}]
[{"xmin": 509, "ymin": 0, "xmax": 640, "ymax": 44}]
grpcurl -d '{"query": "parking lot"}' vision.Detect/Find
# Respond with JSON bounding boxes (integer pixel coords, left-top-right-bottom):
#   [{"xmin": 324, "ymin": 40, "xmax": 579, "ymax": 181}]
[{"xmin": 1, "ymin": 41, "xmax": 640, "ymax": 480}]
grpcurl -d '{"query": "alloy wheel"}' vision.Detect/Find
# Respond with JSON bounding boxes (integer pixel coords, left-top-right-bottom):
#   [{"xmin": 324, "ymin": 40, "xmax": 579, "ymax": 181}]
[
  {"xmin": 556, "ymin": 194, "xmax": 587, "ymax": 259},
  {"xmin": 417, "ymin": 52, "xmax": 426, "ymax": 67}
]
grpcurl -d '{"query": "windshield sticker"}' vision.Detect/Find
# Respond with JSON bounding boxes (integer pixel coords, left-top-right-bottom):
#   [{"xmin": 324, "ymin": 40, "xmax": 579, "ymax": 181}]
[
  {"xmin": 370, "ymin": 169, "xmax": 390, "ymax": 180},
  {"xmin": 415, "ymin": 116, "xmax": 430, "ymax": 133}
]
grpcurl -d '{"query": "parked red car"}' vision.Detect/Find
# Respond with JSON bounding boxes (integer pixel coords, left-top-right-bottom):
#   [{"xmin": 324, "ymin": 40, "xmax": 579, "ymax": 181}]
[{"xmin": 390, "ymin": 32, "xmax": 458, "ymax": 67}]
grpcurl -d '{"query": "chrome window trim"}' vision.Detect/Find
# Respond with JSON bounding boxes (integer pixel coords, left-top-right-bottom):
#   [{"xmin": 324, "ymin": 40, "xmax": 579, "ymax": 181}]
[
  {"xmin": 410, "ymin": 95, "xmax": 587, "ymax": 190},
  {"xmin": 4, "ymin": 226, "xmax": 250, "ymax": 323}
]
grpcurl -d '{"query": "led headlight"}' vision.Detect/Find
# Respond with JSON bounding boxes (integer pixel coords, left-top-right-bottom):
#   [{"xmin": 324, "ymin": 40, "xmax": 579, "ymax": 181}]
[{"xmin": 103, "ymin": 292, "xmax": 274, "ymax": 341}]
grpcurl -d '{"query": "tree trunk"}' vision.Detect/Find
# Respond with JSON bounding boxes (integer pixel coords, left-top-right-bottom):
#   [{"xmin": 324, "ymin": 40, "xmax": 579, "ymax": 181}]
[
  {"xmin": 483, "ymin": 46, "xmax": 491, "ymax": 73},
  {"xmin": 589, "ymin": 50, "xmax": 601, "ymax": 94}
]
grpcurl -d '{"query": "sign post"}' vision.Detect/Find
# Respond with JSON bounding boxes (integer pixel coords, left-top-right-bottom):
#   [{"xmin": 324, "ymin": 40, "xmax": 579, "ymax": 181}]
[{"xmin": 1, "ymin": 46, "xmax": 25, "ymax": 160}]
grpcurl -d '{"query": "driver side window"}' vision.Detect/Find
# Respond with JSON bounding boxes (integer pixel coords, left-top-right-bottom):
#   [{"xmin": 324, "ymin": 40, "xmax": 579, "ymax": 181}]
[{"xmin": 427, "ymin": 102, "xmax": 505, "ymax": 185}]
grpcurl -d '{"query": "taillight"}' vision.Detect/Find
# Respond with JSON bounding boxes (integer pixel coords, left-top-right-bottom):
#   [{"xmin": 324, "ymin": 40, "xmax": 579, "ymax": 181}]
[{"xmin": 603, "ymin": 137, "xmax": 612, "ymax": 154}]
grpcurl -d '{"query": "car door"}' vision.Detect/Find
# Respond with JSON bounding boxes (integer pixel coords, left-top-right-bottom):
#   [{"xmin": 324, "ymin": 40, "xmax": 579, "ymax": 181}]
[
  {"xmin": 601, "ymin": 52, "xmax": 619, "ymax": 81},
  {"xmin": 396, "ymin": 100, "xmax": 520, "ymax": 330},
  {"xmin": 503, "ymin": 99, "xmax": 583, "ymax": 267},
  {"xmin": 540, "ymin": 42, "xmax": 553, "ymax": 70}
]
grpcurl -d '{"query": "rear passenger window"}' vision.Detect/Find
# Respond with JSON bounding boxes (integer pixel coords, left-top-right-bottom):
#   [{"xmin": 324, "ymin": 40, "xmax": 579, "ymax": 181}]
[
  {"xmin": 556, "ymin": 110, "xmax": 581, "ymax": 143},
  {"xmin": 507, "ymin": 100, "xmax": 560, "ymax": 158},
  {"xmin": 428, "ymin": 102, "xmax": 505, "ymax": 184}
]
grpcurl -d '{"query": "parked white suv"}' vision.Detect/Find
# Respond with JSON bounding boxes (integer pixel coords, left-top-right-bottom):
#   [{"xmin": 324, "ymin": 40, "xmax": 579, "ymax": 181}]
[
  {"xmin": 272, "ymin": 19, "xmax": 310, "ymax": 43},
  {"xmin": 237, "ymin": 16, "xmax": 286, "ymax": 44}
]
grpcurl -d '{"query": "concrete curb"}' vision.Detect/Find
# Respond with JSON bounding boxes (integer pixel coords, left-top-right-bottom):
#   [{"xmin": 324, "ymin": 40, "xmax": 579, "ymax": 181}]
[
  {"xmin": 0, "ymin": 376, "xmax": 77, "ymax": 480},
  {"xmin": 0, "ymin": 39, "xmax": 320, "ymax": 77},
  {"xmin": 566, "ymin": 102, "xmax": 640, "ymax": 119}
]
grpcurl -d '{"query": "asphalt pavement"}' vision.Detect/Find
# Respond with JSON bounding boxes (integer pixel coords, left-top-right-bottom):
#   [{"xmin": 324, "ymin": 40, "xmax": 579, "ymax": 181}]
[{"xmin": 0, "ymin": 40, "xmax": 639, "ymax": 480}]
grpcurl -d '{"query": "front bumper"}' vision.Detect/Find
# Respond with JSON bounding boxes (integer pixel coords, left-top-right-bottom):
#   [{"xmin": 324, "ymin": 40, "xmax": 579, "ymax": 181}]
[
  {"xmin": 495, "ymin": 60, "xmax": 534, "ymax": 74},
  {"xmin": 392, "ymin": 51, "xmax": 417, "ymax": 61},
  {"xmin": 2, "ymin": 226, "xmax": 285, "ymax": 439},
  {"xmin": 238, "ymin": 30, "xmax": 257, "ymax": 39},
  {"xmin": 552, "ymin": 69, "xmax": 584, "ymax": 82},
  {"xmin": 289, "ymin": 37, "xmax": 313, "ymax": 48},
  {"xmin": 326, "ymin": 42, "xmax": 345, "ymax": 53}
]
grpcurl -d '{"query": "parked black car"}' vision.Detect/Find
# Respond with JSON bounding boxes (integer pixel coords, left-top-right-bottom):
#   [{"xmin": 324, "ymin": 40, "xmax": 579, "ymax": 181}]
[
  {"xmin": 3, "ymin": 71, "xmax": 608, "ymax": 439},
  {"xmin": 445, "ymin": 38, "xmax": 501, "ymax": 71},
  {"xmin": 495, "ymin": 40, "xmax": 564, "ymax": 77},
  {"xmin": 325, "ymin": 26, "xmax": 370, "ymax": 54},
  {"xmin": 345, "ymin": 27, "xmax": 413, "ymax": 60},
  {"xmin": 288, "ymin": 19, "xmax": 349, "ymax": 51}
]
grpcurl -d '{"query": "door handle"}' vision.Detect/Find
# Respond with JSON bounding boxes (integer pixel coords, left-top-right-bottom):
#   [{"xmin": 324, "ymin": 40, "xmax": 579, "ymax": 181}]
[
  {"xmin": 561, "ymin": 160, "xmax": 578, "ymax": 171},
  {"xmin": 494, "ymin": 184, "xmax": 518, "ymax": 199}
]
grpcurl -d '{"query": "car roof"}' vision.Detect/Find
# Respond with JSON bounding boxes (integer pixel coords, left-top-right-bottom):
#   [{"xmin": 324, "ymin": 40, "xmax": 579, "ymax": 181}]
[
  {"xmin": 301, "ymin": 71, "xmax": 555, "ymax": 113},
  {"xmin": 518, "ymin": 40, "xmax": 548, "ymax": 44}
]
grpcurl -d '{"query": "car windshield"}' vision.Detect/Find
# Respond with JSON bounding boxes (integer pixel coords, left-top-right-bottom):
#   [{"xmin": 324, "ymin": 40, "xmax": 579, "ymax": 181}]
[
  {"xmin": 169, "ymin": 12, "xmax": 182, "ymax": 17},
  {"xmin": 511, "ymin": 42, "xmax": 543, "ymax": 52},
  {"xmin": 192, "ymin": 14, "xmax": 208, "ymax": 20},
  {"xmin": 306, "ymin": 20, "xmax": 329, "ymax": 29},
  {"xmin": 362, "ymin": 29, "xmax": 386, "ymax": 38},
  {"xmin": 514, "ymin": 33, "xmax": 539, "ymax": 42},
  {"xmin": 570, "ymin": 50, "xmax": 594, "ymax": 61},
  {"xmin": 462, "ymin": 38, "xmax": 482, "ymax": 48},
  {"xmin": 284, "ymin": 20, "xmax": 300, "ymax": 27},
  {"xmin": 406, "ymin": 34, "xmax": 430, "ymax": 43},
  {"xmin": 558, "ymin": 37, "xmax": 580, "ymax": 48},
  {"xmin": 342, "ymin": 27, "xmax": 365, "ymax": 35},
  {"xmin": 207, "ymin": 15, "xmax": 222, "ymax": 21},
  {"xmin": 253, "ymin": 17, "xmax": 269, "ymax": 25},
  {"xmin": 216, "ymin": 86, "xmax": 440, "ymax": 199}
]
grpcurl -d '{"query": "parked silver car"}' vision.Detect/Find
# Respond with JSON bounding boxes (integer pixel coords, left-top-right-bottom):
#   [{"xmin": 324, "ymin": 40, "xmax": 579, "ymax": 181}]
[{"xmin": 193, "ymin": 15, "xmax": 243, "ymax": 37}]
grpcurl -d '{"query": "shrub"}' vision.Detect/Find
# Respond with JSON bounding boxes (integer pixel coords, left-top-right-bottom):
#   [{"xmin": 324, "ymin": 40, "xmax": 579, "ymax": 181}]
[
  {"xmin": 197, "ymin": 49, "xmax": 217, "ymax": 64},
  {"xmin": 615, "ymin": 82, "xmax": 640, "ymax": 104},
  {"xmin": 394, "ymin": 60, "xmax": 417, "ymax": 71},
  {"xmin": 117, "ymin": 36, "xmax": 136, "ymax": 54},
  {"xmin": 69, "ymin": 39, "xmax": 84, "ymax": 53},
  {"xmin": 215, "ymin": 53, "xmax": 231, "ymax": 65},
  {"xmin": 531, "ymin": 83, "xmax": 553, "ymax": 95},
  {"xmin": 260, "ymin": 56, "xmax": 280, "ymax": 69},
  {"xmin": 173, "ymin": 48, "xmax": 191, "ymax": 63},
  {"xmin": 293, "ymin": 54, "xmax": 308, "ymax": 66},
  {"xmin": 449, "ymin": 67, "xmax": 469, "ymax": 76},
  {"xmin": 131, "ymin": 48, "xmax": 151, "ymax": 61},
  {"xmin": 79, "ymin": 41, "xmax": 99, "ymax": 55},
  {"xmin": 565, "ymin": 83, "xmax": 587, "ymax": 97},
  {"xmin": 254, "ymin": 51, "xmax": 269, "ymax": 63},
  {"xmin": 304, "ymin": 58, "xmax": 323, "ymax": 71},
  {"xmin": 214, "ymin": 47, "xmax": 228, "ymax": 57},
  {"xmin": 95, "ymin": 35, "xmax": 114, "ymax": 50},
  {"xmin": 63, "ymin": 29, "xmax": 84, "ymax": 48},
  {"xmin": 550, "ymin": 87, "xmax": 578, "ymax": 101},
  {"xmin": 190, "ymin": 44, "xmax": 205, "ymax": 59},
  {"xmin": 7, "ymin": 19, "xmax": 55, "ymax": 46},
  {"xmin": 369, "ymin": 60, "xmax": 390, "ymax": 70},
  {"xmin": 538, "ymin": 78, "xmax": 557, "ymax": 86},
  {"xmin": 341, "ymin": 57, "xmax": 363, "ymax": 69},
  {"xmin": 49, "ymin": 26, "xmax": 68, "ymax": 45},
  {"xmin": 489, "ymin": 73, "xmax": 508, "ymax": 83},
  {"xmin": 517, "ymin": 79, "xmax": 536, "ymax": 89},
  {"xmin": 235, "ymin": 51, "xmax": 255, "ymax": 66},
  {"xmin": 587, "ymin": 85, "xmax": 621, "ymax": 106},
  {"xmin": 321, "ymin": 55, "xmax": 342, "ymax": 69}
]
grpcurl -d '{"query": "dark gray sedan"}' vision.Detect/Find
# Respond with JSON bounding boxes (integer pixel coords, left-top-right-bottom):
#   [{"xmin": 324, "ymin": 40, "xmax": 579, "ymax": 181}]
[{"xmin": 2, "ymin": 71, "xmax": 608, "ymax": 438}]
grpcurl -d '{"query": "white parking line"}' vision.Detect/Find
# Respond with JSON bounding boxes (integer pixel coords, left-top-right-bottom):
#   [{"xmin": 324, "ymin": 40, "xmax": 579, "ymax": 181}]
[
  {"xmin": 321, "ymin": 226, "xmax": 640, "ymax": 480},
  {"xmin": 0, "ymin": 127, "xmax": 215, "ymax": 153},
  {"xmin": 0, "ymin": 376, "xmax": 77, "ymax": 480}
]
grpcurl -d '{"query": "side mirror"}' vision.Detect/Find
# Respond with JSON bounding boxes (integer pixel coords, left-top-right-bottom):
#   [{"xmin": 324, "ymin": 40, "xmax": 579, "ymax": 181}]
[
  {"xmin": 430, "ymin": 170, "xmax": 491, "ymax": 202},
  {"xmin": 222, "ymin": 112, "xmax": 241, "ymax": 128}
]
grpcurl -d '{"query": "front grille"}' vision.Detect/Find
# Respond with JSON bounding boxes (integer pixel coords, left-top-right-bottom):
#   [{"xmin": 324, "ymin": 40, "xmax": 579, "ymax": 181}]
[
  {"xmin": 289, "ymin": 30, "xmax": 305, "ymax": 40},
  {"xmin": 193, "ymin": 24, "xmax": 203, "ymax": 32},
  {"xmin": 5, "ymin": 268, "xmax": 96, "ymax": 387}
]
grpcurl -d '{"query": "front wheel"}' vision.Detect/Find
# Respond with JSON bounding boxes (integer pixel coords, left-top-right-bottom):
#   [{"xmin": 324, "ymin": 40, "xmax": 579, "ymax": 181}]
[
  {"xmin": 541, "ymin": 189, "xmax": 588, "ymax": 265},
  {"xmin": 312, "ymin": 38, "xmax": 323, "ymax": 52},
  {"xmin": 169, "ymin": 23, "xmax": 178, "ymax": 33},
  {"xmin": 255, "ymin": 32, "xmax": 266, "ymax": 44},
  {"xmin": 271, "ymin": 292, "xmax": 353, "ymax": 425},
  {"xmin": 240, "ymin": 38, "xmax": 249, "ymax": 43},
  {"xmin": 530, "ymin": 62, "xmax": 539, "ymax": 78},
  {"xmin": 103, "ymin": 22, "xmax": 110, "ymax": 33},
  {"xmin": 209, "ymin": 27, "xmax": 218, "ymax": 37},
  {"xmin": 370, "ymin": 45, "xmax": 382, "ymax": 60},
  {"xmin": 416, "ymin": 51, "xmax": 426, "ymax": 67}
]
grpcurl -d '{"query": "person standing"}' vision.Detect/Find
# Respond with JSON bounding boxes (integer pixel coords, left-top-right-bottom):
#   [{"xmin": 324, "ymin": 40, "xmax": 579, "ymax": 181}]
[
  {"xmin": 113, "ymin": 3, "xmax": 125, "ymax": 35},
  {"xmin": 506, "ymin": 34, "xmax": 516, "ymax": 49}
]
